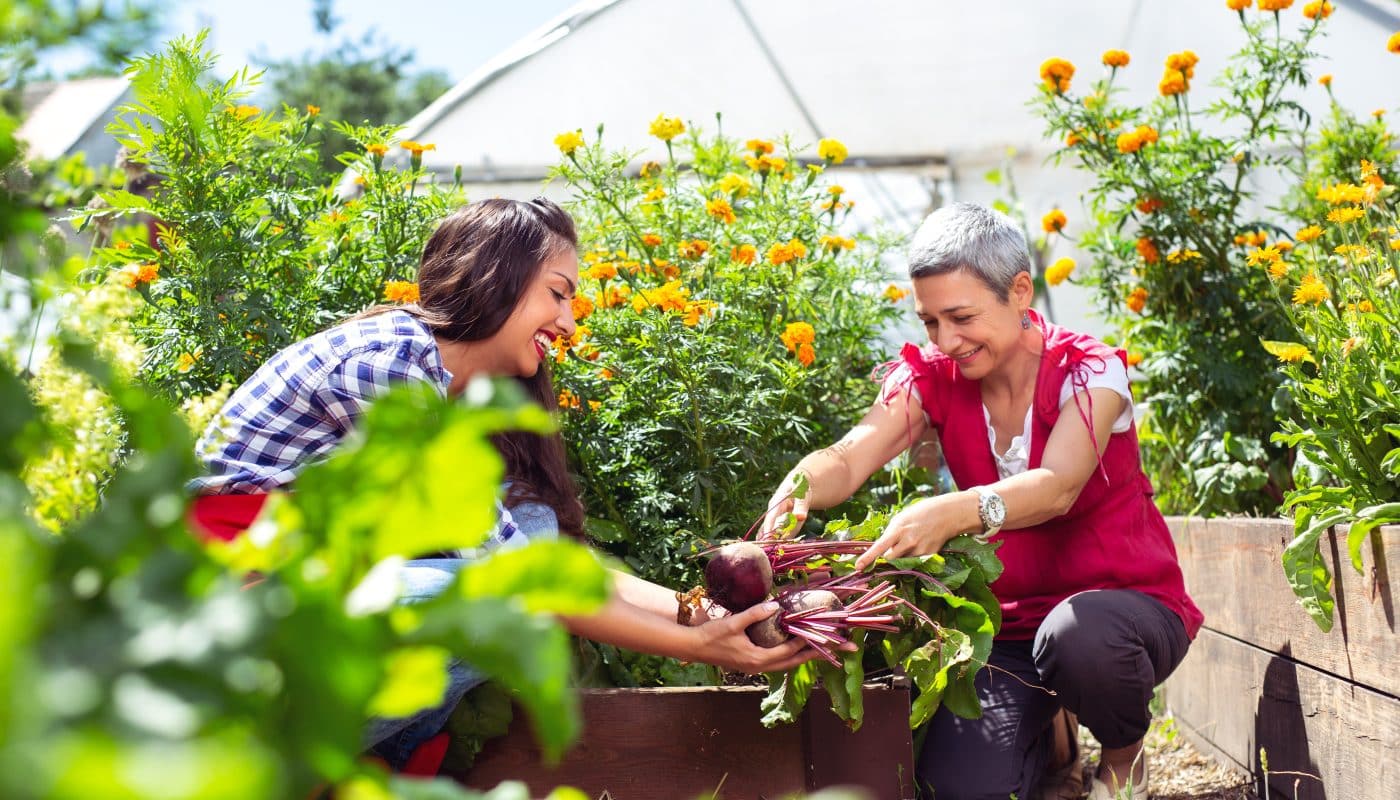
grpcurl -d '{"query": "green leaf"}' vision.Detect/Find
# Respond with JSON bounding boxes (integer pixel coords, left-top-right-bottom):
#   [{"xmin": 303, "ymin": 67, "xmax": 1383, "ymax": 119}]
[
  {"xmin": 1281, "ymin": 506, "xmax": 1350, "ymax": 632},
  {"xmin": 452, "ymin": 539, "xmax": 612, "ymax": 616},
  {"xmin": 906, "ymin": 627, "xmax": 972, "ymax": 727},
  {"xmin": 760, "ymin": 661, "xmax": 817, "ymax": 727},
  {"xmin": 367, "ymin": 646, "xmax": 450, "ymax": 719},
  {"xmin": 1350, "ymin": 503, "xmax": 1400, "ymax": 573},
  {"xmin": 583, "ymin": 516, "xmax": 627, "ymax": 543}
]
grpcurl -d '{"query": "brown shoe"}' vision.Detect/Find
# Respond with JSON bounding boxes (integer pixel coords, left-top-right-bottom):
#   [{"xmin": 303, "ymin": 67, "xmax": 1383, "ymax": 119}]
[{"xmin": 1036, "ymin": 708, "xmax": 1086, "ymax": 800}]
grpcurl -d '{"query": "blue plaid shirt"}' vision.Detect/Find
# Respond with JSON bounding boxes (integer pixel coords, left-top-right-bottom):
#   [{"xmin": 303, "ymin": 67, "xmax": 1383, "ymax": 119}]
[{"xmin": 190, "ymin": 310, "xmax": 522, "ymax": 550}]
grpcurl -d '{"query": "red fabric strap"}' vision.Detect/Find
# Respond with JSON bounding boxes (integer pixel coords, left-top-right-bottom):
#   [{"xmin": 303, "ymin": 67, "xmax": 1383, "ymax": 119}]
[{"xmin": 188, "ymin": 493, "xmax": 268, "ymax": 542}]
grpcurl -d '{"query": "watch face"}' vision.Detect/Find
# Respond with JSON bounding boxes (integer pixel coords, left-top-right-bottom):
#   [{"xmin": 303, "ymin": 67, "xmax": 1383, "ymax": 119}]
[{"xmin": 981, "ymin": 490, "xmax": 1006, "ymax": 528}]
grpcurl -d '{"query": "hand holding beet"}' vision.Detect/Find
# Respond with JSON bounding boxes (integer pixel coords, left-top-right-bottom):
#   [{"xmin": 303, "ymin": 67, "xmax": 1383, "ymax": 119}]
[{"xmin": 690, "ymin": 601, "xmax": 828, "ymax": 674}]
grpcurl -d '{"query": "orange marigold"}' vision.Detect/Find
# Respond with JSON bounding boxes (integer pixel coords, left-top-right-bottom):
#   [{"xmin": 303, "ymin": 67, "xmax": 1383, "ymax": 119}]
[
  {"xmin": 1039, "ymin": 58, "xmax": 1075, "ymax": 93},
  {"xmin": 766, "ymin": 239, "xmax": 808, "ymax": 265},
  {"xmin": 1390, "ymin": 31, "xmax": 1400, "ymax": 54},
  {"xmin": 1257, "ymin": 0, "xmax": 1293, "ymax": 11},
  {"xmin": 1042, "ymin": 208, "xmax": 1068, "ymax": 234},
  {"xmin": 1302, "ymin": 1, "xmax": 1333, "ymax": 19},
  {"xmin": 1291, "ymin": 273, "xmax": 1330, "ymax": 305},
  {"xmin": 1318, "ymin": 74, "xmax": 1333, "ymax": 87},
  {"xmin": 1126, "ymin": 286, "xmax": 1149, "ymax": 313},
  {"xmin": 641, "ymin": 233, "xmax": 664, "ymax": 247},
  {"xmin": 586, "ymin": 262, "xmax": 618, "ymax": 281},
  {"xmin": 883, "ymin": 284, "xmax": 910, "ymax": 302},
  {"xmin": 706, "ymin": 197, "xmax": 737, "ymax": 224},
  {"xmin": 1227, "ymin": 0, "xmax": 1250, "ymax": 9},
  {"xmin": 745, "ymin": 139, "xmax": 775, "ymax": 155},
  {"xmin": 572, "ymin": 295, "xmax": 594, "ymax": 321},
  {"xmin": 1136, "ymin": 197, "xmax": 1164, "ymax": 214},
  {"xmin": 731, "ymin": 243, "xmax": 757, "ymax": 265},
  {"xmin": 678, "ymin": 239, "xmax": 710, "ymax": 260},
  {"xmin": 1136, "ymin": 237, "xmax": 1160, "ymax": 264},
  {"xmin": 780, "ymin": 321, "xmax": 816, "ymax": 352},
  {"xmin": 796, "ymin": 343, "xmax": 816, "ymax": 367},
  {"xmin": 383, "ymin": 280, "xmax": 420, "ymax": 304},
  {"xmin": 1102, "ymin": 50, "xmax": 1131, "ymax": 68}
]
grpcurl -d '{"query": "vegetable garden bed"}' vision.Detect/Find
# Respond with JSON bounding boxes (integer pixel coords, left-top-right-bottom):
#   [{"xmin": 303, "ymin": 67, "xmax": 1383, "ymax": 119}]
[
  {"xmin": 1162, "ymin": 517, "xmax": 1400, "ymax": 800},
  {"xmin": 456, "ymin": 679, "xmax": 915, "ymax": 799}
]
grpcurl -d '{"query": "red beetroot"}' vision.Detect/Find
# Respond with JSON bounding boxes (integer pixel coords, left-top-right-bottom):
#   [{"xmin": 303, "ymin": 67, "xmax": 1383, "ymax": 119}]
[
  {"xmin": 704, "ymin": 542, "xmax": 774, "ymax": 612},
  {"xmin": 746, "ymin": 589, "xmax": 842, "ymax": 648}
]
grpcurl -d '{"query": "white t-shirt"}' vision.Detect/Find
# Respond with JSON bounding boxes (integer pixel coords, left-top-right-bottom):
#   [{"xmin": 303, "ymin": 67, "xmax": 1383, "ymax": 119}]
[{"xmin": 985, "ymin": 359, "xmax": 1134, "ymax": 479}]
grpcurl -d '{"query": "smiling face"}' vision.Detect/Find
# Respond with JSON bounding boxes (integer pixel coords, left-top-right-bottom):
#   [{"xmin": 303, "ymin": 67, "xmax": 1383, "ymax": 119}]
[
  {"xmin": 481, "ymin": 247, "xmax": 580, "ymax": 378},
  {"xmin": 912, "ymin": 268, "xmax": 1034, "ymax": 380}
]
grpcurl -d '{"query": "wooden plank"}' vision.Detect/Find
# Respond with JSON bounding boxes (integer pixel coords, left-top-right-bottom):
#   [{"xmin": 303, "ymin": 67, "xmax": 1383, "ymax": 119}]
[
  {"xmin": 1167, "ymin": 517, "xmax": 1400, "ymax": 696},
  {"xmin": 460, "ymin": 685, "xmax": 914, "ymax": 799},
  {"xmin": 1164, "ymin": 628, "xmax": 1400, "ymax": 800}
]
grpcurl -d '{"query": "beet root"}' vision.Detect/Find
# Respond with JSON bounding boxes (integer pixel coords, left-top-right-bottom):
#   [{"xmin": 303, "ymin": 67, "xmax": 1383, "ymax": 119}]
[
  {"xmin": 745, "ymin": 614, "xmax": 790, "ymax": 648},
  {"xmin": 780, "ymin": 589, "xmax": 841, "ymax": 615},
  {"xmin": 704, "ymin": 542, "xmax": 774, "ymax": 612}
]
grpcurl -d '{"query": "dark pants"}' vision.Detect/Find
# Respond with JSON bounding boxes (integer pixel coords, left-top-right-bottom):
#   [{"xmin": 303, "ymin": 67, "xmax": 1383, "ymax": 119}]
[{"xmin": 916, "ymin": 590, "xmax": 1190, "ymax": 800}]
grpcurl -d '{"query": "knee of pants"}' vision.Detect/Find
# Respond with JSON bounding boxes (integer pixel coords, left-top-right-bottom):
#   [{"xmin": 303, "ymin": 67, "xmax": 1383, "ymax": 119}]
[{"xmin": 1032, "ymin": 592, "xmax": 1132, "ymax": 683}]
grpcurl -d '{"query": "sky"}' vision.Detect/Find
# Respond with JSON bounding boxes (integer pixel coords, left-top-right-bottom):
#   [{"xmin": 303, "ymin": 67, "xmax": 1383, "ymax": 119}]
[{"xmin": 53, "ymin": 0, "xmax": 582, "ymax": 84}]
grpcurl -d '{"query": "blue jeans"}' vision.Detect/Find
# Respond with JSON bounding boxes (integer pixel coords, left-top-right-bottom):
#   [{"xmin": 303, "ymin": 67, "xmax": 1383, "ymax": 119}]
[{"xmin": 364, "ymin": 500, "xmax": 558, "ymax": 769}]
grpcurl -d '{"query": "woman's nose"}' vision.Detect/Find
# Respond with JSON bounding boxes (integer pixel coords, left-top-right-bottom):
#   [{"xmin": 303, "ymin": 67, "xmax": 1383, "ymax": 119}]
[{"xmin": 557, "ymin": 304, "xmax": 577, "ymax": 337}]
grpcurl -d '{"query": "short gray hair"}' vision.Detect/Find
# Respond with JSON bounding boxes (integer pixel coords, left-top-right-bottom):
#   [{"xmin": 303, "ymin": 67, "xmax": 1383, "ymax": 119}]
[{"xmin": 907, "ymin": 202, "xmax": 1031, "ymax": 302}]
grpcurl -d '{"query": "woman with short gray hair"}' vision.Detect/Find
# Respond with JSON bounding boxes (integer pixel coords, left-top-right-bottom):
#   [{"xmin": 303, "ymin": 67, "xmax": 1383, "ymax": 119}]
[{"xmin": 762, "ymin": 202, "xmax": 1201, "ymax": 800}]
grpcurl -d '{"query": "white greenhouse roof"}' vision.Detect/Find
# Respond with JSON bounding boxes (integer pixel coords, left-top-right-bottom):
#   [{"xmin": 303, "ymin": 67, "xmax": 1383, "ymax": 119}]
[{"xmin": 16, "ymin": 77, "xmax": 130, "ymax": 162}]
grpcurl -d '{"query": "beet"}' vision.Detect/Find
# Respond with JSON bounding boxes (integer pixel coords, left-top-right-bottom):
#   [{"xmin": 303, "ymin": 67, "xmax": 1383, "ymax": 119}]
[
  {"xmin": 745, "ymin": 614, "xmax": 789, "ymax": 647},
  {"xmin": 745, "ymin": 589, "xmax": 844, "ymax": 648},
  {"xmin": 704, "ymin": 542, "xmax": 773, "ymax": 612}
]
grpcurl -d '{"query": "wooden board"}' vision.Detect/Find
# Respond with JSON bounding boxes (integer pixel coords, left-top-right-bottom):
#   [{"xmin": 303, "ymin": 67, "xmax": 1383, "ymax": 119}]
[
  {"xmin": 1164, "ymin": 628, "xmax": 1400, "ymax": 800},
  {"xmin": 459, "ymin": 684, "xmax": 915, "ymax": 800},
  {"xmin": 1167, "ymin": 518, "xmax": 1400, "ymax": 696}
]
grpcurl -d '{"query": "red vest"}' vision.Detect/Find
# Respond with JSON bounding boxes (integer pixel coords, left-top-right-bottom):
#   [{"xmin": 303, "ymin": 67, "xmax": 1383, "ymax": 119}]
[{"xmin": 880, "ymin": 314, "xmax": 1203, "ymax": 640}]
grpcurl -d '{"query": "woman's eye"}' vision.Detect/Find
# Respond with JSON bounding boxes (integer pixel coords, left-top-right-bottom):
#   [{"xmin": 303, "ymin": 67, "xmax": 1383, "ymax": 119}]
[
  {"xmin": 550, "ymin": 290, "xmax": 564, "ymax": 301},
  {"xmin": 953, "ymin": 316, "xmax": 972, "ymax": 324}
]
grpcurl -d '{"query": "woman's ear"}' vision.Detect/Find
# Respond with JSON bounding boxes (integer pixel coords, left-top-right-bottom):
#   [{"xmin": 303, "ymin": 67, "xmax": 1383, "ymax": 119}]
[{"xmin": 1012, "ymin": 270, "xmax": 1036, "ymax": 312}]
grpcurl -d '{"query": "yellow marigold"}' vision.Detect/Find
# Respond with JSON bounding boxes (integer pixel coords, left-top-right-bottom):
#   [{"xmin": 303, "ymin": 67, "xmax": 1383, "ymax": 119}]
[
  {"xmin": 306, "ymin": 104, "xmax": 321, "ymax": 116},
  {"xmin": 634, "ymin": 280, "xmax": 689, "ymax": 314},
  {"xmin": 1159, "ymin": 69, "xmax": 1188, "ymax": 97},
  {"xmin": 1275, "ymin": 241, "xmax": 1293, "ymax": 252},
  {"xmin": 706, "ymin": 197, "xmax": 737, "ymax": 224},
  {"xmin": 1302, "ymin": 1, "xmax": 1332, "ymax": 19},
  {"xmin": 554, "ymin": 130, "xmax": 585, "ymax": 154},
  {"xmin": 1227, "ymin": 0, "xmax": 1251, "ymax": 10},
  {"xmin": 731, "ymin": 243, "xmax": 757, "ymax": 265},
  {"xmin": 1045, "ymin": 257, "xmax": 1075, "ymax": 285},
  {"xmin": 572, "ymin": 294, "xmax": 594, "ymax": 321},
  {"xmin": 1318, "ymin": 74, "xmax": 1333, "ymax": 87},
  {"xmin": 1291, "ymin": 273, "xmax": 1330, "ymax": 305},
  {"xmin": 718, "ymin": 172, "xmax": 753, "ymax": 196},
  {"xmin": 226, "ymin": 104, "xmax": 260, "ymax": 120},
  {"xmin": 641, "ymin": 233, "xmax": 663, "ymax": 247},
  {"xmin": 1356, "ymin": 300, "xmax": 1375, "ymax": 313},
  {"xmin": 400, "ymin": 140, "xmax": 436, "ymax": 156},
  {"xmin": 1136, "ymin": 237, "xmax": 1160, "ymax": 264},
  {"xmin": 1126, "ymin": 286, "xmax": 1149, "ymax": 313},
  {"xmin": 1136, "ymin": 197, "xmax": 1164, "ymax": 214},
  {"xmin": 678, "ymin": 239, "xmax": 710, "ymax": 260},
  {"xmin": 1268, "ymin": 260, "xmax": 1290, "ymax": 281},
  {"xmin": 599, "ymin": 368, "xmax": 614, "ymax": 381},
  {"xmin": 1341, "ymin": 336, "xmax": 1362, "ymax": 358},
  {"xmin": 558, "ymin": 389, "xmax": 581, "ymax": 410},
  {"xmin": 366, "ymin": 143, "xmax": 389, "ymax": 157},
  {"xmin": 117, "ymin": 263, "xmax": 156, "ymax": 288},
  {"xmin": 1389, "ymin": 31, "xmax": 1400, "ymax": 54},
  {"xmin": 1126, "ymin": 350, "xmax": 1145, "ymax": 367},
  {"xmin": 1168, "ymin": 249, "xmax": 1203, "ymax": 264},
  {"xmin": 780, "ymin": 322, "xmax": 816, "ymax": 351},
  {"xmin": 767, "ymin": 239, "xmax": 808, "ymax": 265},
  {"xmin": 1066, "ymin": 130, "xmax": 1083, "ymax": 147},
  {"xmin": 745, "ymin": 154, "xmax": 788, "ymax": 174},
  {"xmin": 1326, "ymin": 206, "xmax": 1365, "ymax": 224},
  {"xmin": 596, "ymin": 285, "xmax": 630, "ymax": 309},
  {"xmin": 1390, "ymin": 237, "xmax": 1400, "ymax": 251},
  {"xmin": 643, "ymin": 185, "xmax": 666, "ymax": 203},
  {"xmin": 1334, "ymin": 244, "xmax": 1371, "ymax": 259},
  {"xmin": 1042, "ymin": 208, "xmax": 1068, "ymax": 234},
  {"xmin": 1272, "ymin": 343, "xmax": 1311, "ymax": 363},
  {"xmin": 639, "ymin": 161, "xmax": 662, "ymax": 179},
  {"xmin": 746, "ymin": 139, "xmax": 775, "ymax": 155},
  {"xmin": 1295, "ymin": 225, "xmax": 1323, "ymax": 243},
  {"xmin": 883, "ymin": 284, "xmax": 910, "ymax": 302},
  {"xmin": 586, "ymin": 262, "xmax": 618, "ymax": 281},
  {"xmin": 682, "ymin": 300, "xmax": 716, "ymax": 327},
  {"xmin": 175, "ymin": 351, "xmax": 198, "ymax": 373},
  {"xmin": 819, "ymin": 234, "xmax": 856, "ymax": 252},
  {"xmin": 649, "ymin": 114, "xmax": 685, "ymax": 141},
  {"xmin": 796, "ymin": 343, "xmax": 816, "ymax": 368},
  {"xmin": 828, "ymin": 185, "xmax": 845, "ymax": 196},
  {"xmin": 1117, "ymin": 126, "xmax": 1158, "ymax": 154},
  {"xmin": 1257, "ymin": 0, "xmax": 1293, "ymax": 11},
  {"xmin": 383, "ymin": 280, "xmax": 420, "ymax": 304},
  {"xmin": 1102, "ymin": 49, "xmax": 1131, "ymax": 68},
  {"xmin": 817, "ymin": 138, "xmax": 849, "ymax": 164},
  {"xmin": 1317, "ymin": 183, "xmax": 1368, "ymax": 204},
  {"xmin": 1246, "ymin": 245, "xmax": 1282, "ymax": 266},
  {"xmin": 1039, "ymin": 57, "xmax": 1075, "ymax": 93},
  {"xmin": 1165, "ymin": 51, "xmax": 1199, "ymax": 77}
]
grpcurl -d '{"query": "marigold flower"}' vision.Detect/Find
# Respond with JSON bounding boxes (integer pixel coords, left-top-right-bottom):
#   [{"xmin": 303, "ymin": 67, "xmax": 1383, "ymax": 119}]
[
  {"xmin": 1257, "ymin": 0, "xmax": 1293, "ymax": 11},
  {"xmin": 1318, "ymin": 74, "xmax": 1333, "ymax": 87},
  {"xmin": 175, "ymin": 352, "xmax": 198, "ymax": 373},
  {"xmin": 306, "ymin": 104, "xmax": 321, "ymax": 116},
  {"xmin": 718, "ymin": 172, "xmax": 753, "ymax": 196},
  {"xmin": 572, "ymin": 295, "xmax": 594, "ymax": 321},
  {"xmin": 226, "ymin": 104, "xmax": 260, "ymax": 120},
  {"xmin": 596, "ymin": 285, "xmax": 630, "ymax": 308},
  {"xmin": 678, "ymin": 239, "xmax": 710, "ymax": 260},
  {"xmin": 643, "ymin": 185, "xmax": 666, "ymax": 203},
  {"xmin": 706, "ymin": 197, "xmax": 736, "ymax": 224},
  {"xmin": 780, "ymin": 321, "xmax": 816, "ymax": 353},
  {"xmin": 641, "ymin": 233, "xmax": 664, "ymax": 247},
  {"xmin": 1302, "ymin": 1, "xmax": 1332, "ymax": 19},
  {"xmin": 1246, "ymin": 246, "xmax": 1282, "ymax": 266},
  {"xmin": 1227, "ymin": 0, "xmax": 1250, "ymax": 10},
  {"xmin": 1159, "ymin": 69, "xmax": 1188, "ymax": 96},
  {"xmin": 731, "ymin": 243, "xmax": 757, "ymax": 265},
  {"xmin": 366, "ymin": 143, "xmax": 389, "ymax": 157},
  {"xmin": 400, "ymin": 140, "xmax": 436, "ymax": 156},
  {"xmin": 1268, "ymin": 260, "xmax": 1290, "ymax": 281},
  {"xmin": 639, "ymin": 161, "xmax": 662, "ymax": 178},
  {"xmin": 828, "ymin": 185, "xmax": 845, "ymax": 196},
  {"xmin": 682, "ymin": 300, "xmax": 716, "ymax": 327},
  {"xmin": 1167, "ymin": 249, "xmax": 1203, "ymax": 264},
  {"xmin": 817, "ymin": 138, "xmax": 849, "ymax": 164},
  {"xmin": 1135, "ymin": 237, "xmax": 1160, "ymax": 265},
  {"xmin": 883, "ymin": 284, "xmax": 910, "ymax": 302},
  {"xmin": 1356, "ymin": 300, "xmax": 1375, "ymax": 313},
  {"xmin": 1102, "ymin": 50, "xmax": 1131, "ymax": 68},
  {"xmin": 745, "ymin": 139, "xmax": 775, "ymax": 155},
  {"xmin": 649, "ymin": 113, "xmax": 685, "ymax": 141},
  {"xmin": 1045, "ymin": 257, "xmax": 1075, "ymax": 285},
  {"xmin": 1272, "ymin": 343, "xmax": 1311, "ymax": 363},
  {"xmin": 586, "ymin": 262, "xmax": 618, "ymax": 281},
  {"xmin": 1390, "ymin": 237, "xmax": 1400, "ymax": 251},
  {"xmin": 1165, "ymin": 51, "xmax": 1199, "ymax": 77},
  {"xmin": 1291, "ymin": 273, "xmax": 1330, "ymax": 305},
  {"xmin": 1390, "ymin": 32, "xmax": 1400, "ymax": 54},
  {"xmin": 745, "ymin": 154, "xmax": 787, "ymax": 174},
  {"xmin": 558, "ymin": 389, "xmax": 581, "ymax": 409},
  {"xmin": 1295, "ymin": 225, "xmax": 1323, "ymax": 243},
  {"xmin": 383, "ymin": 280, "xmax": 420, "ymax": 304},
  {"xmin": 1126, "ymin": 351, "xmax": 1144, "ymax": 367},
  {"xmin": 1334, "ymin": 244, "xmax": 1371, "ymax": 259},
  {"xmin": 1135, "ymin": 197, "xmax": 1164, "ymax": 214},
  {"xmin": 633, "ymin": 280, "xmax": 690, "ymax": 314},
  {"xmin": 1042, "ymin": 208, "xmax": 1068, "ymax": 234},
  {"xmin": 796, "ymin": 343, "xmax": 816, "ymax": 367},
  {"xmin": 599, "ymin": 368, "xmax": 614, "ymax": 381},
  {"xmin": 1326, "ymin": 206, "xmax": 1365, "ymax": 224},
  {"xmin": 554, "ymin": 130, "xmax": 585, "ymax": 155},
  {"xmin": 118, "ymin": 262, "xmax": 159, "ymax": 288},
  {"xmin": 1126, "ymin": 286, "xmax": 1149, "ymax": 313},
  {"xmin": 767, "ymin": 239, "xmax": 808, "ymax": 265},
  {"xmin": 819, "ymin": 234, "xmax": 856, "ymax": 252},
  {"xmin": 1341, "ymin": 336, "xmax": 1362, "ymax": 358},
  {"xmin": 1317, "ymin": 183, "xmax": 1368, "ymax": 204},
  {"xmin": 1039, "ymin": 57, "xmax": 1075, "ymax": 93},
  {"xmin": 1117, "ymin": 126, "xmax": 1158, "ymax": 154},
  {"xmin": 1066, "ymin": 131, "xmax": 1083, "ymax": 147}
]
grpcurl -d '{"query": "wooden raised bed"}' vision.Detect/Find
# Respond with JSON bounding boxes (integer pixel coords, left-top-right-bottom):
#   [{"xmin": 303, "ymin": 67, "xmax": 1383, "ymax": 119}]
[
  {"xmin": 458, "ymin": 680, "xmax": 915, "ymax": 799},
  {"xmin": 1163, "ymin": 517, "xmax": 1400, "ymax": 800}
]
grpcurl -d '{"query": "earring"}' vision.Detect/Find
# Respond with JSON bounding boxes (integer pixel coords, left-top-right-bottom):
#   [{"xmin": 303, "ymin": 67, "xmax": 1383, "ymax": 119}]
[{"xmin": 1021, "ymin": 310, "xmax": 1032, "ymax": 330}]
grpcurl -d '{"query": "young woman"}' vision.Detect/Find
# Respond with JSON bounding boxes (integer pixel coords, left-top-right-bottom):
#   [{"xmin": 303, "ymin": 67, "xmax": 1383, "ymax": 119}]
[
  {"xmin": 761, "ymin": 203, "xmax": 1201, "ymax": 800},
  {"xmin": 188, "ymin": 197, "xmax": 817, "ymax": 769}
]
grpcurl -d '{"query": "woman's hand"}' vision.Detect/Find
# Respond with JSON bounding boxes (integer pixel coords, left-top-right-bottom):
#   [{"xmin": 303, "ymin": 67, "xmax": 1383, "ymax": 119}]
[
  {"xmin": 854, "ymin": 492, "xmax": 977, "ymax": 570},
  {"xmin": 759, "ymin": 471, "xmax": 811, "ymax": 540},
  {"xmin": 691, "ymin": 601, "xmax": 829, "ymax": 673}
]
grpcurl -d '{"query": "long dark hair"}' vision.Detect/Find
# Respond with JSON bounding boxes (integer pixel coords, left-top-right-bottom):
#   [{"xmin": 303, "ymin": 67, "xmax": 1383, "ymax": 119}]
[{"xmin": 357, "ymin": 197, "xmax": 586, "ymax": 538}]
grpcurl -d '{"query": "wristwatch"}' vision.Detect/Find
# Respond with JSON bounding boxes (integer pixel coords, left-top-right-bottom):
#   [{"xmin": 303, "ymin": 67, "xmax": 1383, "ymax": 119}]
[{"xmin": 972, "ymin": 486, "xmax": 1006, "ymax": 541}]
